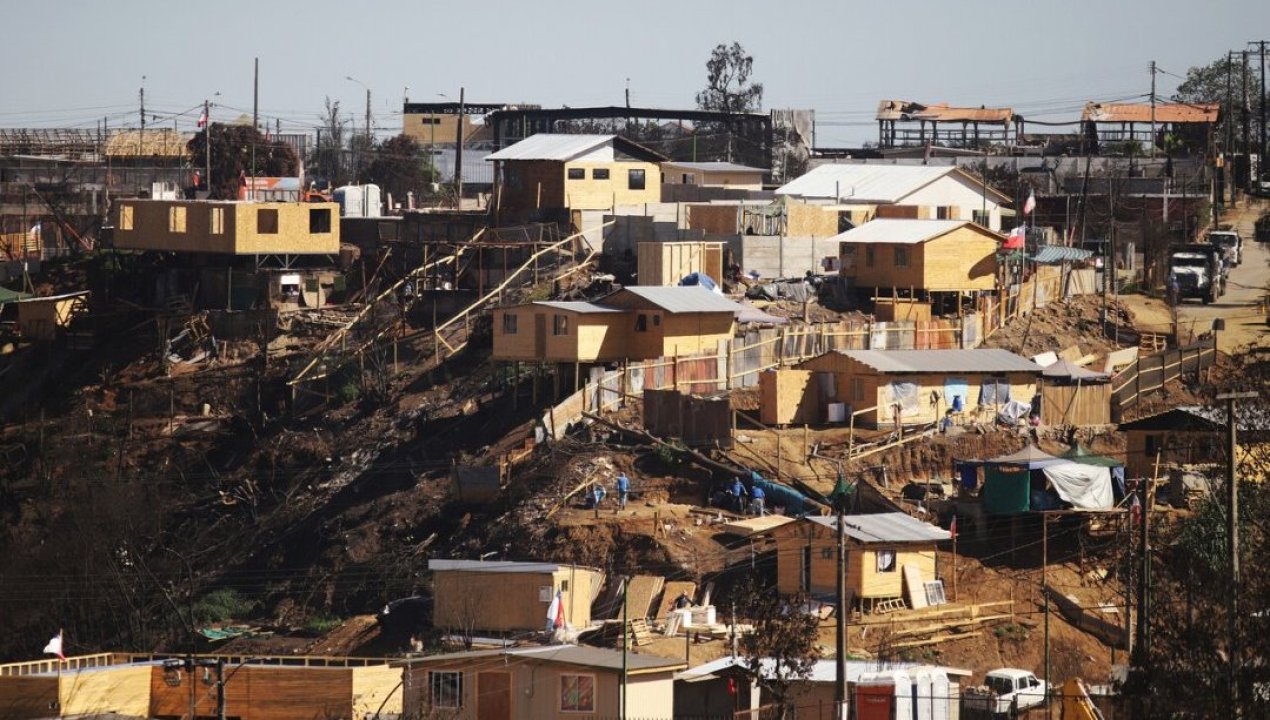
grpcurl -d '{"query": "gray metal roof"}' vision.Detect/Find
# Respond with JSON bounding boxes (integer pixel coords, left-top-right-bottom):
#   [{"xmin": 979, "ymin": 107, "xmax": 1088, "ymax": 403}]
[
  {"xmin": 830, "ymin": 218, "xmax": 982, "ymax": 245},
  {"xmin": 833, "ymin": 349, "xmax": 1042, "ymax": 374},
  {"xmin": 608, "ymin": 286, "xmax": 748, "ymax": 314},
  {"xmin": 808, "ymin": 512, "xmax": 951, "ymax": 544},
  {"xmin": 662, "ymin": 161, "xmax": 766, "ymax": 174},
  {"xmin": 405, "ymin": 644, "xmax": 684, "ymax": 673},
  {"xmin": 428, "ymin": 559, "xmax": 600, "ymax": 574},
  {"xmin": 776, "ymin": 164, "xmax": 956, "ymax": 202},
  {"xmin": 533, "ymin": 301, "xmax": 625, "ymax": 314},
  {"xmin": 486, "ymin": 134, "xmax": 616, "ymax": 161}
]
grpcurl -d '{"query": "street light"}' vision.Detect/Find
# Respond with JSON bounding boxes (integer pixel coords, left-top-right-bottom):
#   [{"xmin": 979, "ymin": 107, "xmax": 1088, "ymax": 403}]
[{"xmin": 345, "ymin": 75, "xmax": 372, "ymax": 141}]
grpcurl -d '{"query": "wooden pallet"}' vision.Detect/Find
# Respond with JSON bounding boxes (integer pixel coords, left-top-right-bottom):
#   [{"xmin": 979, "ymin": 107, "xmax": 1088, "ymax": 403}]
[{"xmin": 625, "ymin": 619, "xmax": 653, "ymax": 647}]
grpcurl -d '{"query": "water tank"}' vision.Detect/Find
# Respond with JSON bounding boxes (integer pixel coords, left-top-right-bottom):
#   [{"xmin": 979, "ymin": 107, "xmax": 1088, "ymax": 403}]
[
  {"xmin": 362, "ymin": 184, "xmax": 382, "ymax": 218},
  {"xmin": 334, "ymin": 185, "xmax": 364, "ymax": 218}
]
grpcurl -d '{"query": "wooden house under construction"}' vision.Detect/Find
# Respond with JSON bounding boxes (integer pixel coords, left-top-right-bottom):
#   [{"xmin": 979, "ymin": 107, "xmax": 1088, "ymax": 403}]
[
  {"xmin": 429, "ymin": 559, "xmax": 604, "ymax": 634},
  {"xmin": 771, "ymin": 514, "xmax": 950, "ymax": 611}
]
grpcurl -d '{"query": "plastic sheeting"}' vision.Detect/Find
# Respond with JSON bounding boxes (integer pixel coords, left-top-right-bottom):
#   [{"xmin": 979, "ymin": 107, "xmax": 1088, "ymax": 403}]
[
  {"xmin": 749, "ymin": 472, "xmax": 811, "ymax": 516},
  {"xmin": 983, "ymin": 466, "xmax": 1031, "ymax": 514},
  {"xmin": 997, "ymin": 399, "xmax": 1033, "ymax": 424},
  {"xmin": 1041, "ymin": 463, "xmax": 1114, "ymax": 510},
  {"xmin": 944, "ymin": 377, "xmax": 970, "ymax": 412},
  {"xmin": 885, "ymin": 381, "xmax": 922, "ymax": 418},
  {"xmin": 979, "ymin": 377, "xmax": 1011, "ymax": 405}
]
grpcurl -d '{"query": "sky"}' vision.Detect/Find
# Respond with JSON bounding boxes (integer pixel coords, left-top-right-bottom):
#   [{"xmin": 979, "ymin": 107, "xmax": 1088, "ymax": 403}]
[{"xmin": 1, "ymin": 0, "xmax": 1267, "ymax": 146}]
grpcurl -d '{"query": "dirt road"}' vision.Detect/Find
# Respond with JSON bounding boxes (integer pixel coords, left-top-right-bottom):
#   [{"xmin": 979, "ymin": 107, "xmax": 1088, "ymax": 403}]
[{"xmin": 1177, "ymin": 201, "xmax": 1270, "ymax": 351}]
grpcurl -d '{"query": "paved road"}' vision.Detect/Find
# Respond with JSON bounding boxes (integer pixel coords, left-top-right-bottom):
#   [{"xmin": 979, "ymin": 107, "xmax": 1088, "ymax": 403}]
[{"xmin": 1175, "ymin": 200, "xmax": 1269, "ymax": 351}]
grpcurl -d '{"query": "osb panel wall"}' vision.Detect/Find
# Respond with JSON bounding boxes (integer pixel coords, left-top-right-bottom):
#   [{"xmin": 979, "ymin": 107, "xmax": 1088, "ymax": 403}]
[
  {"xmin": 786, "ymin": 203, "xmax": 840, "ymax": 236},
  {"xmin": 686, "ymin": 204, "xmax": 740, "ymax": 235}
]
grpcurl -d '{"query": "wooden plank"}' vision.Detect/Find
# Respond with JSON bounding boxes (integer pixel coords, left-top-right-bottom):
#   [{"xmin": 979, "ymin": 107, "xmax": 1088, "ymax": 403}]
[
  {"xmin": 886, "ymin": 631, "xmax": 984, "ymax": 650},
  {"xmin": 656, "ymin": 581, "xmax": 697, "ymax": 621},
  {"xmin": 720, "ymin": 515, "xmax": 796, "ymax": 537},
  {"xmin": 624, "ymin": 575, "xmax": 664, "ymax": 620},
  {"xmin": 902, "ymin": 565, "xmax": 928, "ymax": 610}
]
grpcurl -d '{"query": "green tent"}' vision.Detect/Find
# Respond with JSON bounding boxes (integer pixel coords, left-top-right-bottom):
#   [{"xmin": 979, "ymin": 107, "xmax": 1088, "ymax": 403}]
[
  {"xmin": 982, "ymin": 466, "xmax": 1031, "ymax": 514},
  {"xmin": 0, "ymin": 286, "xmax": 31, "ymax": 304}
]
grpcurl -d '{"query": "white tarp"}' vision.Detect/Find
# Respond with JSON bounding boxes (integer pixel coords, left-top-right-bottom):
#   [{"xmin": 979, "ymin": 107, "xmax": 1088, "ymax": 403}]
[{"xmin": 1042, "ymin": 462, "xmax": 1114, "ymax": 510}]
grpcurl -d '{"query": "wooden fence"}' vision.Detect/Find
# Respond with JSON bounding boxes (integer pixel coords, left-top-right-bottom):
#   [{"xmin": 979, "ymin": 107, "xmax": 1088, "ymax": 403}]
[{"xmin": 1110, "ymin": 335, "xmax": 1218, "ymax": 421}]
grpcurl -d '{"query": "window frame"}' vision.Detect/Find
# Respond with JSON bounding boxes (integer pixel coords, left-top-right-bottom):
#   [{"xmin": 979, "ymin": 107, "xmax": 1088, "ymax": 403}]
[
  {"xmin": 559, "ymin": 673, "xmax": 596, "ymax": 713},
  {"xmin": 428, "ymin": 670, "xmax": 464, "ymax": 709},
  {"xmin": 634, "ymin": 314, "xmax": 648, "ymax": 332},
  {"xmin": 893, "ymin": 246, "xmax": 909, "ymax": 267},
  {"xmin": 876, "ymin": 548, "xmax": 897, "ymax": 573},
  {"xmin": 627, "ymin": 168, "xmax": 646, "ymax": 190},
  {"xmin": 865, "ymin": 246, "xmax": 875, "ymax": 267},
  {"xmin": 502, "ymin": 313, "xmax": 518, "ymax": 335},
  {"xmin": 168, "ymin": 206, "xmax": 187, "ymax": 233},
  {"xmin": 553, "ymin": 314, "xmax": 569, "ymax": 336},
  {"xmin": 209, "ymin": 207, "xmax": 225, "ymax": 235},
  {"xmin": 567, "ymin": 167, "xmax": 586, "ymax": 180},
  {"xmin": 119, "ymin": 205, "xmax": 135, "ymax": 231},
  {"xmin": 309, "ymin": 207, "xmax": 332, "ymax": 234},
  {"xmin": 592, "ymin": 168, "xmax": 610, "ymax": 180}
]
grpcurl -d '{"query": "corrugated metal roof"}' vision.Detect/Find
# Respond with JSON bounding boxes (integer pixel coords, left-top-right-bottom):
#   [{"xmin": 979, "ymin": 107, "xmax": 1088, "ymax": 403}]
[
  {"xmin": 877, "ymin": 100, "xmax": 1013, "ymax": 124},
  {"xmin": 533, "ymin": 301, "xmax": 625, "ymax": 314},
  {"xmin": 1031, "ymin": 246, "xmax": 1093, "ymax": 264},
  {"xmin": 807, "ymin": 512, "xmax": 951, "ymax": 544},
  {"xmin": 662, "ymin": 161, "xmax": 766, "ymax": 174},
  {"xmin": 776, "ymin": 164, "xmax": 956, "ymax": 202},
  {"xmin": 830, "ymin": 218, "xmax": 978, "ymax": 245},
  {"xmin": 607, "ymin": 286, "xmax": 748, "ymax": 314},
  {"xmin": 406, "ymin": 645, "xmax": 684, "ymax": 672},
  {"xmin": 830, "ymin": 349, "xmax": 1042, "ymax": 374},
  {"xmin": 1082, "ymin": 102, "xmax": 1220, "ymax": 124},
  {"xmin": 428, "ymin": 559, "xmax": 600, "ymax": 574},
  {"xmin": 485, "ymin": 134, "xmax": 616, "ymax": 161}
]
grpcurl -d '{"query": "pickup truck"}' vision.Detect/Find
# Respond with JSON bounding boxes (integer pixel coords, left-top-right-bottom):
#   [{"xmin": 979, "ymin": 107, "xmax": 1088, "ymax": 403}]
[
  {"xmin": 963, "ymin": 668, "xmax": 1048, "ymax": 716},
  {"xmin": 1168, "ymin": 243, "xmax": 1225, "ymax": 304}
]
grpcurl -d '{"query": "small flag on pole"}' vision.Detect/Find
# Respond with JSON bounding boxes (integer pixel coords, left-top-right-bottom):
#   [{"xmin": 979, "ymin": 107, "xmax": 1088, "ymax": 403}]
[
  {"xmin": 1003, "ymin": 226, "xmax": 1026, "ymax": 250},
  {"xmin": 43, "ymin": 630, "xmax": 65, "ymax": 660},
  {"xmin": 1023, "ymin": 190, "xmax": 1036, "ymax": 216},
  {"xmin": 545, "ymin": 590, "xmax": 565, "ymax": 631},
  {"xmin": 197, "ymin": 111, "xmax": 208, "ymax": 129},
  {"xmin": 949, "ymin": 515, "xmax": 958, "ymax": 541}
]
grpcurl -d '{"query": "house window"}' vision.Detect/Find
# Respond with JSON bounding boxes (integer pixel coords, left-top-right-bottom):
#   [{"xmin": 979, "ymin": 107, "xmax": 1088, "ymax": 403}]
[
  {"xmin": 972, "ymin": 210, "xmax": 990, "ymax": 227},
  {"xmin": 1144, "ymin": 434, "xmax": 1160, "ymax": 459},
  {"xmin": 592, "ymin": 168, "xmax": 610, "ymax": 180},
  {"xmin": 865, "ymin": 246, "xmax": 875, "ymax": 267},
  {"xmin": 309, "ymin": 208, "xmax": 332, "ymax": 233},
  {"xmin": 852, "ymin": 378, "xmax": 865, "ymax": 402},
  {"xmin": 634, "ymin": 314, "xmax": 648, "ymax": 332},
  {"xmin": 553, "ymin": 314, "xmax": 569, "ymax": 336},
  {"xmin": 429, "ymin": 671, "xmax": 463, "ymax": 708},
  {"xmin": 653, "ymin": 315, "xmax": 660, "ymax": 327},
  {"xmin": 682, "ymin": 173, "xmax": 693, "ymax": 184},
  {"xmin": 168, "ymin": 206, "xmax": 187, "ymax": 233},
  {"xmin": 560, "ymin": 674, "xmax": 596, "ymax": 713},
  {"xmin": 119, "ymin": 205, "xmax": 134, "ymax": 230},
  {"xmin": 894, "ymin": 246, "xmax": 909, "ymax": 267},
  {"xmin": 876, "ymin": 549, "xmax": 897, "ymax": 573},
  {"xmin": 936, "ymin": 206, "xmax": 952, "ymax": 220},
  {"xmin": 502, "ymin": 313, "xmax": 518, "ymax": 335},
  {"xmin": 257, "ymin": 208, "xmax": 279, "ymax": 234},
  {"xmin": 209, "ymin": 207, "xmax": 224, "ymax": 234},
  {"xmin": 567, "ymin": 167, "xmax": 586, "ymax": 180},
  {"xmin": 628, "ymin": 169, "xmax": 646, "ymax": 190},
  {"xmin": 506, "ymin": 167, "xmax": 523, "ymax": 190},
  {"xmin": 418, "ymin": 117, "xmax": 441, "ymax": 126}
]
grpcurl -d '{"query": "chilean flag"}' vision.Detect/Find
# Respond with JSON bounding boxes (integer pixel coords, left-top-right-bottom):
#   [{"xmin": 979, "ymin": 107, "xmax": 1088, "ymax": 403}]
[
  {"xmin": 1023, "ymin": 190, "xmax": 1036, "ymax": 216},
  {"xmin": 197, "ymin": 111, "xmax": 208, "ymax": 129},
  {"xmin": 546, "ymin": 591, "xmax": 565, "ymax": 630},
  {"xmin": 949, "ymin": 515, "xmax": 958, "ymax": 541},
  {"xmin": 43, "ymin": 630, "xmax": 65, "ymax": 660},
  {"xmin": 1003, "ymin": 226, "xmax": 1026, "ymax": 250}
]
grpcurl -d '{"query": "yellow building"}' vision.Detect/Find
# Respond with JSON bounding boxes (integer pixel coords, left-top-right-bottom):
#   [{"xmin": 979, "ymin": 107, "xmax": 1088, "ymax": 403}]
[
  {"xmin": 834, "ymin": 218, "xmax": 1001, "ymax": 292},
  {"xmin": 661, "ymin": 161, "xmax": 766, "ymax": 191},
  {"xmin": 401, "ymin": 645, "xmax": 683, "ymax": 720},
  {"xmin": 794, "ymin": 348, "xmax": 1041, "ymax": 427},
  {"xmin": 637, "ymin": 241, "xmax": 725, "ymax": 287},
  {"xmin": 112, "ymin": 199, "xmax": 340, "ymax": 255},
  {"xmin": 492, "ymin": 286, "xmax": 743, "ymax": 363},
  {"xmin": 429, "ymin": 560, "xmax": 604, "ymax": 634},
  {"xmin": 771, "ymin": 514, "xmax": 950, "ymax": 611},
  {"xmin": 487, "ymin": 134, "xmax": 665, "ymax": 225}
]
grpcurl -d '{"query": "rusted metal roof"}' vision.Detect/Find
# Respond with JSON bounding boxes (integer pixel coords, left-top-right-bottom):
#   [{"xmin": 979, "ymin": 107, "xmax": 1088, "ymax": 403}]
[
  {"xmin": 877, "ymin": 100, "xmax": 1013, "ymax": 124},
  {"xmin": 1081, "ymin": 102, "xmax": 1220, "ymax": 124}
]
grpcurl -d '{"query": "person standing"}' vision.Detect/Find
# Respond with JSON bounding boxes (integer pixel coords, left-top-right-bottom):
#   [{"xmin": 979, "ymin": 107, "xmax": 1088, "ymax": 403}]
[
  {"xmin": 731, "ymin": 476, "xmax": 748, "ymax": 514},
  {"xmin": 1167, "ymin": 270, "xmax": 1180, "ymax": 307},
  {"xmin": 615, "ymin": 472, "xmax": 630, "ymax": 511},
  {"xmin": 751, "ymin": 483, "xmax": 766, "ymax": 517}
]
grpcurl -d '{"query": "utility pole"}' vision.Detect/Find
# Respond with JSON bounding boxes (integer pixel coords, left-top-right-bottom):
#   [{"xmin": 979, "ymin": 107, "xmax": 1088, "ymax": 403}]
[
  {"xmin": 216, "ymin": 657, "xmax": 227, "ymax": 720},
  {"xmin": 250, "ymin": 57, "xmax": 258, "ymax": 200},
  {"xmin": 1243, "ymin": 51, "xmax": 1252, "ymax": 193},
  {"xmin": 1219, "ymin": 390, "xmax": 1257, "ymax": 716},
  {"xmin": 204, "ymin": 99, "xmax": 212, "ymax": 196},
  {"xmin": 364, "ymin": 87, "xmax": 372, "ymax": 146},
  {"xmin": 620, "ymin": 575, "xmax": 629, "ymax": 720},
  {"xmin": 835, "ymin": 507, "xmax": 847, "ymax": 720},
  {"xmin": 1227, "ymin": 52, "xmax": 1236, "ymax": 205},
  {"xmin": 1260, "ymin": 41, "xmax": 1267, "ymax": 181},
  {"xmin": 454, "ymin": 87, "xmax": 466, "ymax": 206},
  {"xmin": 1043, "ymin": 513, "xmax": 1050, "ymax": 715},
  {"xmin": 139, "ymin": 79, "xmax": 146, "ymax": 157},
  {"xmin": 1149, "ymin": 61, "xmax": 1157, "ymax": 158}
]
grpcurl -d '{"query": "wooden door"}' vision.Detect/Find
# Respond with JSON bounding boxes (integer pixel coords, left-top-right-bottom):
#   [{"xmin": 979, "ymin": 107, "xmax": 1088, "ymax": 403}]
[
  {"xmin": 534, "ymin": 313, "xmax": 547, "ymax": 358},
  {"xmin": 477, "ymin": 671, "xmax": 512, "ymax": 720}
]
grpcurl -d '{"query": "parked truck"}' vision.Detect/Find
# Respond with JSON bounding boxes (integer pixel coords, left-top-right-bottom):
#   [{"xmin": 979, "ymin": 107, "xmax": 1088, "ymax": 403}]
[
  {"xmin": 1168, "ymin": 243, "xmax": 1225, "ymax": 304},
  {"xmin": 962, "ymin": 668, "xmax": 1048, "ymax": 717},
  {"xmin": 1206, "ymin": 229, "xmax": 1243, "ymax": 266}
]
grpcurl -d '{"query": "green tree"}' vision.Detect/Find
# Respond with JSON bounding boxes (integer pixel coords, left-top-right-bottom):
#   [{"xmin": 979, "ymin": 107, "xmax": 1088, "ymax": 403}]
[
  {"xmin": 365, "ymin": 134, "xmax": 434, "ymax": 203},
  {"xmin": 187, "ymin": 124, "xmax": 299, "ymax": 200},
  {"xmin": 737, "ymin": 577, "xmax": 820, "ymax": 720},
  {"xmin": 1174, "ymin": 54, "xmax": 1267, "ymax": 157}
]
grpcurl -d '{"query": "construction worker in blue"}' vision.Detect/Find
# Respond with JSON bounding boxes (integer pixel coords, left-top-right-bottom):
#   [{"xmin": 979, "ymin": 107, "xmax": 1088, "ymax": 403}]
[
  {"xmin": 731, "ymin": 476, "xmax": 748, "ymax": 514},
  {"xmin": 615, "ymin": 473, "xmax": 630, "ymax": 511},
  {"xmin": 750, "ymin": 483, "xmax": 766, "ymax": 516}
]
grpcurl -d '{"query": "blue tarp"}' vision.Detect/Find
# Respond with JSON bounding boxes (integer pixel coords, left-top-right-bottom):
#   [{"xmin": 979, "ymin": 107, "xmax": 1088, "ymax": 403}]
[
  {"xmin": 679, "ymin": 272, "xmax": 718, "ymax": 291},
  {"xmin": 748, "ymin": 471, "xmax": 811, "ymax": 516}
]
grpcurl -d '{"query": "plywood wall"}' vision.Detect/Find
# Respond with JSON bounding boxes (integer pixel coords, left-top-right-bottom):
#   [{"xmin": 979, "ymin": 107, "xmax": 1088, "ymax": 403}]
[
  {"xmin": 112, "ymin": 201, "xmax": 339, "ymax": 255},
  {"xmin": 773, "ymin": 522, "xmax": 939, "ymax": 600},
  {"xmin": 921, "ymin": 226, "xmax": 998, "ymax": 291},
  {"xmin": 786, "ymin": 203, "xmax": 840, "ymax": 236},
  {"xmin": 0, "ymin": 675, "xmax": 58, "ymax": 719},
  {"xmin": 351, "ymin": 665, "xmax": 403, "ymax": 720},
  {"xmin": 433, "ymin": 568, "xmax": 602, "ymax": 633},
  {"xmin": 759, "ymin": 369, "xmax": 821, "ymax": 425},
  {"xmin": 564, "ymin": 161, "xmax": 662, "ymax": 211},
  {"xmin": 686, "ymin": 204, "xmax": 741, "ymax": 235},
  {"xmin": 636, "ymin": 242, "xmax": 725, "ymax": 286},
  {"xmin": 60, "ymin": 664, "xmax": 151, "ymax": 718}
]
